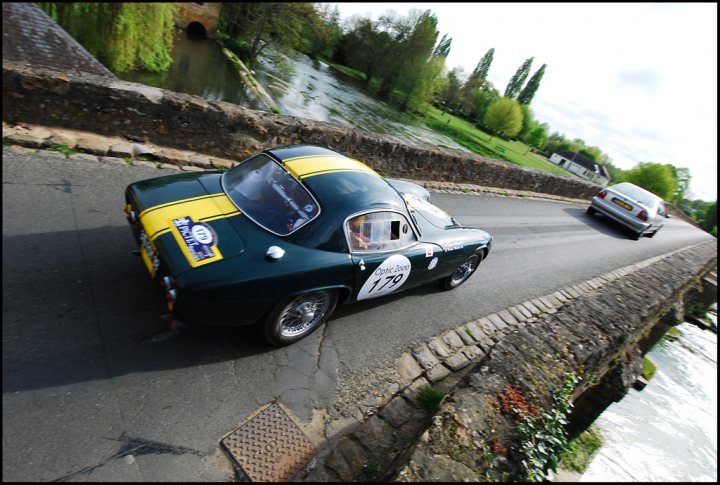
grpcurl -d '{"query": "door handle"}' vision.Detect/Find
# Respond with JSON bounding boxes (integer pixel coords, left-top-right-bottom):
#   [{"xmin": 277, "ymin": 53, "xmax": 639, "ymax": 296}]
[{"xmin": 358, "ymin": 259, "xmax": 366, "ymax": 271}]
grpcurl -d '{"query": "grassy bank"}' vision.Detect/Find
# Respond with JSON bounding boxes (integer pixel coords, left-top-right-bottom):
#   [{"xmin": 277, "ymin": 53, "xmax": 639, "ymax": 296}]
[
  {"xmin": 421, "ymin": 106, "xmax": 573, "ymax": 176},
  {"xmin": 319, "ymin": 60, "xmax": 574, "ymax": 177}
]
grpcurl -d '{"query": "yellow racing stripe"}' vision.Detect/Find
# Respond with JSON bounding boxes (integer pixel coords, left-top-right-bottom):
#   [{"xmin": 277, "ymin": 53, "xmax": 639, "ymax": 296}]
[
  {"xmin": 140, "ymin": 193, "xmax": 240, "ymax": 242},
  {"xmin": 283, "ymin": 155, "xmax": 378, "ymax": 180}
]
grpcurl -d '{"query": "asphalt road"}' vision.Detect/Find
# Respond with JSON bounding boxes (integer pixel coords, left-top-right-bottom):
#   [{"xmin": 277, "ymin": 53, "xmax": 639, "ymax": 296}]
[{"xmin": 2, "ymin": 148, "xmax": 714, "ymax": 481}]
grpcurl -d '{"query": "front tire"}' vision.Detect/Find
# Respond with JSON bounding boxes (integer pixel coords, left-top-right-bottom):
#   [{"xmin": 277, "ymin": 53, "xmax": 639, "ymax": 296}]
[
  {"xmin": 264, "ymin": 290, "xmax": 338, "ymax": 346},
  {"xmin": 441, "ymin": 253, "xmax": 482, "ymax": 291}
]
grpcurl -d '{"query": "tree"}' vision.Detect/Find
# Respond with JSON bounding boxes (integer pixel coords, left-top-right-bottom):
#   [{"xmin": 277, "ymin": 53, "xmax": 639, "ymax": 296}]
[
  {"xmin": 219, "ymin": 3, "xmax": 317, "ymax": 65},
  {"xmin": 518, "ymin": 63, "xmax": 546, "ymax": 106},
  {"xmin": 471, "ymin": 85, "xmax": 500, "ymax": 125},
  {"xmin": 484, "ymin": 98, "xmax": 523, "ymax": 138},
  {"xmin": 525, "ymin": 123, "xmax": 549, "ymax": 150},
  {"xmin": 38, "ymin": 3, "xmax": 176, "ymax": 73},
  {"xmin": 303, "ymin": 3, "xmax": 342, "ymax": 60},
  {"xmin": 439, "ymin": 67, "xmax": 465, "ymax": 114},
  {"xmin": 668, "ymin": 166, "xmax": 691, "ymax": 204},
  {"xmin": 504, "ymin": 56, "xmax": 533, "ymax": 99},
  {"xmin": 470, "ymin": 47, "xmax": 494, "ymax": 81},
  {"xmin": 433, "ymin": 33, "xmax": 452, "ymax": 58},
  {"xmin": 617, "ymin": 162, "xmax": 678, "ymax": 200},
  {"xmin": 701, "ymin": 201, "xmax": 717, "ymax": 235}
]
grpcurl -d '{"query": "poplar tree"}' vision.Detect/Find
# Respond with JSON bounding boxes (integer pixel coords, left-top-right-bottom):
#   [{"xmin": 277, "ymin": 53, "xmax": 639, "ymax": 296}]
[
  {"xmin": 470, "ymin": 47, "xmax": 494, "ymax": 81},
  {"xmin": 518, "ymin": 63, "xmax": 547, "ymax": 106},
  {"xmin": 504, "ymin": 56, "xmax": 533, "ymax": 99}
]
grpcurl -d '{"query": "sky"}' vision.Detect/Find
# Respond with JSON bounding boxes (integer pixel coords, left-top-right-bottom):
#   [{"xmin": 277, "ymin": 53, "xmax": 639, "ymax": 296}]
[{"xmin": 329, "ymin": 2, "xmax": 718, "ymax": 201}]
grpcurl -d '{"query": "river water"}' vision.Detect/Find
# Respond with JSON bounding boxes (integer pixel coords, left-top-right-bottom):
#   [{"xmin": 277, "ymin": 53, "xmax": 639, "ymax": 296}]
[
  {"xmin": 580, "ymin": 318, "xmax": 717, "ymax": 482},
  {"xmin": 118, "ymin": 29, "xmax": 465, "ymax": 151}
]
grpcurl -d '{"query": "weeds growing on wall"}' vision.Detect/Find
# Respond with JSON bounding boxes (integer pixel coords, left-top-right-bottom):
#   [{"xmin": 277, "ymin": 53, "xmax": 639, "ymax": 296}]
[{"xmin": 504, "ymin": 373, "xmax": 581, "ymax": 482}]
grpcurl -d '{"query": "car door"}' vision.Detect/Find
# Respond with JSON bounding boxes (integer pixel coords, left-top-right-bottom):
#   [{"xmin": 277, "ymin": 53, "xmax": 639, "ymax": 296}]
[{"xmin": 345, "ymin": 210, "xmax": 440, "ymax": 301}]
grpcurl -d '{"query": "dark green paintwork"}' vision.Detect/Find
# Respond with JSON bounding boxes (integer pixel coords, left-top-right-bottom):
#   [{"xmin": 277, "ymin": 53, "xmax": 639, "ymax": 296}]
[{"xmin": 125, "ymin": 146, "xmax": 493, "ymax": 327}]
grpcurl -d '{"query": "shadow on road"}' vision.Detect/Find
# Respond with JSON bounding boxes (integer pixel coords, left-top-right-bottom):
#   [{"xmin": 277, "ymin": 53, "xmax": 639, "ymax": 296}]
[
  {"xmin": 562, "ymin": 206, "xmax": 639, "ymax": 240},
  {"xmin": 2, "ymin": 225, "xmax": 443, "ymax": 394}
]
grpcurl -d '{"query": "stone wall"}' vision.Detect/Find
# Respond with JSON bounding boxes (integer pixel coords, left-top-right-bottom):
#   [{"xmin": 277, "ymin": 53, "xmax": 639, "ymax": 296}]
[
  {"xmin": 398, "ymin": 241, "xmax": 717, "ymax": 481},
  {"xmin": 2, "ymin": 61, "xmax": 601, "ymax": 200},
  {"xmin": 293, "ymin": 241, "xmax": 717, "ymax": 481}
]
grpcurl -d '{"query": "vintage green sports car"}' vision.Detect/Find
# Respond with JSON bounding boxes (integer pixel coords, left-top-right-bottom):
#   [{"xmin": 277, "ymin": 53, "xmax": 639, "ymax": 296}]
[{"xmin": 125, "ymin": 145, "xmax": 493, "ymax": 345}]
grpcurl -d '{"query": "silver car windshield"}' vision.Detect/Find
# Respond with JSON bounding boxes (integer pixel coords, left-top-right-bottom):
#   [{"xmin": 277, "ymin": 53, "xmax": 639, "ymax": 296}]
[{"xmin": 222, "ymin": 154, "xmax": 320, "ymax": 236}]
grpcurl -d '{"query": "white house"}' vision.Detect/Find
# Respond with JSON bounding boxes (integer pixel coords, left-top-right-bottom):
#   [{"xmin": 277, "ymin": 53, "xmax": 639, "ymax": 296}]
[{"xmin": 549, "ymin": 151, "xmax": 611, "ymax": 186}]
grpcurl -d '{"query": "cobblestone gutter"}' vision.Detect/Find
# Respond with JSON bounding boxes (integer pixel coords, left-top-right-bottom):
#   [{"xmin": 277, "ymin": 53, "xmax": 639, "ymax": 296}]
[{"xmin": 293, "ymin": 241, "xmax": 717, "ymax": 482}]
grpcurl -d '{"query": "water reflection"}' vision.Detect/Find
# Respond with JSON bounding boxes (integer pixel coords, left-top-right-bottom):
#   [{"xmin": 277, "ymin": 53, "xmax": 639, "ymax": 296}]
[
  {"xmin": 118, "ymin": 31, "xmax": 465, "ymax": 151},
  {"xmin": 580, "ymin": 321, "xmax": 717, "ymax": 482}
]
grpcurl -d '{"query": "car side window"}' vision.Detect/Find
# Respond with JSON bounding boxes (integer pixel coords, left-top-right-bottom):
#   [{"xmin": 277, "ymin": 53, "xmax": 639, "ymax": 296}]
[{"xmin": 346, "ymin": 211, "xmax": 417, "ymax": 252}]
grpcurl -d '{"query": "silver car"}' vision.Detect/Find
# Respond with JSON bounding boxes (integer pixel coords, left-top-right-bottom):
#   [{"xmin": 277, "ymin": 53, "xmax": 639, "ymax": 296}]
[{"xmin": 587, "ymin": 182, "xmax": 670, "ymax": 239}]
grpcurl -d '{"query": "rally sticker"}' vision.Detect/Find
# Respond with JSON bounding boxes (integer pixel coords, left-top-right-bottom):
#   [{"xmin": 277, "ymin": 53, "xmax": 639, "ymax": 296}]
[
  {"xmin": 426, "ymin": 246, "xmax": 434, "ymax": 257},
  {"xmin": 169, "ymin": 216, "xmax": 223, "ymax": 266},
  {"xmin": 357, "ymin": 255, "xmax": 411, "ymax": 301}
]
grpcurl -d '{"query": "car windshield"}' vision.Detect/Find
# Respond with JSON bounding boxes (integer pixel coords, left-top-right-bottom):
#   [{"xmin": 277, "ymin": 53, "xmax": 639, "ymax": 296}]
[
  {"xmin": 612, "ymin": 183, "xmax": 658, "ymax": 208},
  {"xmin": 403, "ymin": 193, "xmax": 458, "ymax": 229},
  {"xmin": 222, "ymin": 154, "xmax": 320, "ymax": 235}
]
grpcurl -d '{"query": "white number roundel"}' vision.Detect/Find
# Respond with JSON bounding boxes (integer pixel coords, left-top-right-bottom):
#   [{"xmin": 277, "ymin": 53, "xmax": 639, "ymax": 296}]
[{"xmin": 358, "ymin": 255, "xmax": 412, "ymax": 301}]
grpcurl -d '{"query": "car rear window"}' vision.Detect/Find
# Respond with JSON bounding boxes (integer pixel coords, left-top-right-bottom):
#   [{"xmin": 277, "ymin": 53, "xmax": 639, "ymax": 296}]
[
  {"xmin": 612, "ymin": 183, "xmax": 658, "ymax": 208},
  {"xmin": 222, "ymin": 154, "xmax": 320, "ymax": 236}
]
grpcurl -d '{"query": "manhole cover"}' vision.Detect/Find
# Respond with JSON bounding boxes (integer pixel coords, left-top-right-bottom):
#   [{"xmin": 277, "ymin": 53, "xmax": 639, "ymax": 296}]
[{"xmin": 221, "ymin": 403, "xmax": 316, "ymax": 482}]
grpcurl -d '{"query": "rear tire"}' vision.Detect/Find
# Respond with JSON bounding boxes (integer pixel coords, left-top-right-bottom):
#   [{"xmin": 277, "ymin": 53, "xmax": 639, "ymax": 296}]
[
  {"xmin": 648, "ymin": 226, "xmax": 661, "ymax": 238},
  {"xmin": 440, "ymin": 253, "xmax": 482, "ymax": 291},
  {"xmin": 633, "ymin": 230, "xmax": 643, "ymax": 240},
  {"xmin": 587, "ymin": 206, "xmax": 596, "ymax": 216},
  {"xmin": 264, "ymin": 290, "xmax": 338, "ymax": 346}
]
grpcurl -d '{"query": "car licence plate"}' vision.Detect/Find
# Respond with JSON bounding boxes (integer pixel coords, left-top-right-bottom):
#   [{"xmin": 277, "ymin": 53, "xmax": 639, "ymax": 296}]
[
  {"xmin": 612, "ymin": 198, "xmax": 632, "ymax": 211},
  {"xmin": 139, "ymin": 230, "xmax": 160, "ymax": 277}
]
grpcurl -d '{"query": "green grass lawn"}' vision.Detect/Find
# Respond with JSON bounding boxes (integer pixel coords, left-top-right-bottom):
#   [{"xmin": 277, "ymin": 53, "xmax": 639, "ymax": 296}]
[{"xmin": 421, "ymin": 106, "xmax": 574, "ymax": 176}]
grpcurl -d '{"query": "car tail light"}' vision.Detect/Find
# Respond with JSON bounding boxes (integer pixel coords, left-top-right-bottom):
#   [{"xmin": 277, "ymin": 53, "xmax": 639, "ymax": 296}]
[
  {"xmin": 597, "ymin": 190, "xmax": 608, "ymax": 199},
  {"xmin": 637, "ymin": 210, "xmax": 648, "ymax": 222},
  {"xmin": 160, "ymin": 276, "xmax": 174, "ymax": 290},
  {"xmin": 165, "ymin": 288, "xmax": 177, "ymax": 312},
  {"xmin": 125, "ymin": 205, "xmax": 137, "ymax": 223}
]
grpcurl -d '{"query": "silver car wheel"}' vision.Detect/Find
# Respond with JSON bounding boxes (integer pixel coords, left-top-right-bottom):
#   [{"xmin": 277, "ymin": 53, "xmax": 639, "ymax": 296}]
[
  {"xmin": 449, "ymin": 254, "xmax": 481, "ymax": 287},
  {"xmin": 278, "ymin": 291, "xmax": 331, "ymax": 338}
]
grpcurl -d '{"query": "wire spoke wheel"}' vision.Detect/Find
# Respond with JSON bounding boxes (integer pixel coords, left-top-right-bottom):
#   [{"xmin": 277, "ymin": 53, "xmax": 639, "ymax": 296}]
[
  {"xmin": 265, "ymin": 290, "xmax": 338, "ymax": 345},
  {"xmin": 278, "ymin": 292, "xmax": 330, "ymax": 338},
  {"xmin": 441, "ymin": 253, "xmax": 483, "ymax": 290}
]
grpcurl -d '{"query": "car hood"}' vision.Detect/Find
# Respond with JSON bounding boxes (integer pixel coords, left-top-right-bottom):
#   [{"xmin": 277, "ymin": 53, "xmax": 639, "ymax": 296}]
[{"xmin": 126, "ymin": 172, "xmax": 248, "ymax": 276}]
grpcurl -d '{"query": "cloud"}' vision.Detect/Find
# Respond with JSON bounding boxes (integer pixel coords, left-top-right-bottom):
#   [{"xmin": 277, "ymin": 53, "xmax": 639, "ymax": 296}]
[{"xmin": 616, "ymin": 68, "xmax": 662, "ymax": 94}]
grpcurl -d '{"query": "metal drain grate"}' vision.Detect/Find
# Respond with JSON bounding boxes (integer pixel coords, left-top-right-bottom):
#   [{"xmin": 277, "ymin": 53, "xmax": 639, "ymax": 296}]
[{"xmin": 221, "ymin": 403, "xmax": 316, "ymax": 482}]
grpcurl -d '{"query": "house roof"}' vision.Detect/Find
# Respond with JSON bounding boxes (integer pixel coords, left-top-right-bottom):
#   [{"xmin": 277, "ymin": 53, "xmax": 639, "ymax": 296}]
[{"xmin": 556, "ymin": 151, "xmax": 610, "ymax": 179}]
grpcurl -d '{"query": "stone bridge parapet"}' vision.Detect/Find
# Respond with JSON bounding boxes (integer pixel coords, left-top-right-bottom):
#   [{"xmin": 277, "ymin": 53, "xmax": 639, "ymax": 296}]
[{"xmin": 2, "ymin": 61, "xmax": 602, "ymax": 200}]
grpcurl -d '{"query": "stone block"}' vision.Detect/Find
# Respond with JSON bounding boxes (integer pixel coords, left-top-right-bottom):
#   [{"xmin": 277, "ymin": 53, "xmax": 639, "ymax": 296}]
[
  {"xmin": 498, "ymin": 309, "xmax": 518, "ymax": 326},
  {"xmin": 444, "ymin": 352, "xmax": 471, "ymax": 371},
  {"xmin": 108, "ymin": 142, "xmax": 134, "ymax": 158},
  {"xmin": 455, "ymin": 325, "xmax": 476, "ymax": 345},
  {"xmin": 553, "ymin": 291, "xmax": 568, "ymax": 303},
  {"xmin": 544, "ymin": 294, "xmax": 562, "ymax": 307},
  {"xmin": 397, "ymin": 352, "xmax": 423, "ymax": 383},
  {"xmin": 462, "ymin": 345, "xmax": 483, "ymax": 361},
  {"xmin": 403, "ymin": 377, "xmax": 432, "ymax": 401},
  {"xmin": 412, "ymin": 344, "xmax": 440, "ymax": 370},
  {"xmin": 507, "ymin": 306, "xmax": 526, "ymax": 322},
  {"xmin": 427, "ymin": 337, "xmax": 451, "ymax": 358},
  {"xmin": 442, "ymin": 330, "xmax": 466, "ymax": 350},
  {"xmin": 531, "ymin": 298, "xmax": 548, "ymax": 312},
  {"xmin": 513, "ymin": 304, "xmax": 533, "ymax": 319},
  {"xmin": 379, "ymin": 397, "xmax": 416, "ymax": 428},
  {"xmin": 426, "ymin": 364, "xmax": 451, "ymax": 383},
  {"xmin": 538, "ymin": 296, "xmax": 555, "ymax": 310},
  {"xmin": 76, "ymin": 136, "xmax": 109, "ymax": 155},
  {"xmin": 487, "ymin": 313, "xmax": 507, "ymax": 331},
  {"xmin": 464, "ymin": 321, "xmax": 486, "ymax": 342},
  {"xmin": 522, "ymin": 301, "xmax": 541, "ymax": 315}
]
